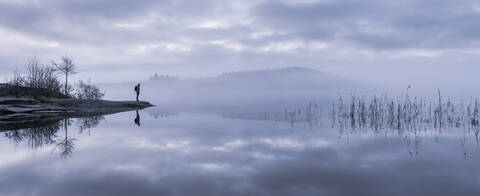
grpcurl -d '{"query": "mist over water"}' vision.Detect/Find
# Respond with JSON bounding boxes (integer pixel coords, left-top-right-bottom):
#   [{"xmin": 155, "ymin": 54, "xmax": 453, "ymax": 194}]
[{"xmin": 1, "ymin": 68, "xmax": 480, "ymax": 195}]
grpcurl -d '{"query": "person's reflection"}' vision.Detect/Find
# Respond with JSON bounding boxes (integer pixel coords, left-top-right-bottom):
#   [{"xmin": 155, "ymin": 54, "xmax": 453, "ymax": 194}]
[{"xmin": 134, "ymin": 110, "xmax": 141, "ymax": 126}]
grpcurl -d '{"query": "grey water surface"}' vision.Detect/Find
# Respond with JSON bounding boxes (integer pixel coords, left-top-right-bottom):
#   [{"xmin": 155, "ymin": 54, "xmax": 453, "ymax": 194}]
[{"xmin": 0, "ymin": 105, "xmax": 479, "ymax": 196}]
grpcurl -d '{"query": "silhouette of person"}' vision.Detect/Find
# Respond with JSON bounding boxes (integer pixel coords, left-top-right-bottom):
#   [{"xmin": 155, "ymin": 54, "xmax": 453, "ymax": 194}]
[
  {"xmin": 134, "ymin": 83, "xmax": 141, "ymax": 101},
  {"xmin": 134, "ymin": 110, "xmax": 141, "ymax": 126}
]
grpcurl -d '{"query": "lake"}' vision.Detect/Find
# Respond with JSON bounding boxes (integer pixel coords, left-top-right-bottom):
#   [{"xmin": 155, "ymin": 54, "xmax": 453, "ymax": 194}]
[{"xmin": 0, "ymin": 105, "xmax": 479, "ymax": 196}]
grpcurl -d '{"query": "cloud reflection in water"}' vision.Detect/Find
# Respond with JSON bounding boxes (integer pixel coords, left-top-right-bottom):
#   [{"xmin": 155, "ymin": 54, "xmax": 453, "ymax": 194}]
[{"xmin": 0, "ymin": 109, "xmax": 479, "ymax": 196}]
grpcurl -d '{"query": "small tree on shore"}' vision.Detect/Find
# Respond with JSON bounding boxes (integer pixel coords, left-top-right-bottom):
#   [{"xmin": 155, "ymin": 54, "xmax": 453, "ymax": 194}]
[{"xmin": 52, "ymin": 55, "xmax": 77, "ymax": 96}]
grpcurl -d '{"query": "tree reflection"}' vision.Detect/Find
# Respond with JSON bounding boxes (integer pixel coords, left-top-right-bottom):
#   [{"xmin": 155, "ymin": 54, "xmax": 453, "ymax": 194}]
[
  {"xmin": 54, "ymin": 118, "xmax": 76, "ymax": 159},
  {"xmin": 77, "ymin": 115, "xmax": 104, "ymax": 134},
  {"xmin": 2, "ymin": 115, "xmax": 105, "ymax": 159},
  {"xmin": 4, "ymin": 120, "xmax": 60, "ymax": 150}
]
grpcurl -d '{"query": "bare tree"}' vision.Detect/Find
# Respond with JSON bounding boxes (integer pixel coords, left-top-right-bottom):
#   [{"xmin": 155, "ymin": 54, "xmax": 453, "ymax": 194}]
[
  {"xmin": 52, "ymin": 55, "xmax": 77, "ymax": 95},
  {"xmin": 9, "ymin": 57, "xmax": 62, "ymax": 92}
]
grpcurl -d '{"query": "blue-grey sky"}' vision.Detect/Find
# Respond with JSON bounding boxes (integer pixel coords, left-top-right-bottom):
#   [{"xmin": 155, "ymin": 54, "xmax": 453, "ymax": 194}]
[{"xmin": 1, "ymin": 0, "xmax": 479, "ymax": 85}]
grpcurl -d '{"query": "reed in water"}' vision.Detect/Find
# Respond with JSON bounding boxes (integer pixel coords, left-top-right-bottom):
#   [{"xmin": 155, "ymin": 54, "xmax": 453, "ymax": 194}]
[{"xmin": 330, "ymin": 89, "xmax": 480, "ymax": 137}]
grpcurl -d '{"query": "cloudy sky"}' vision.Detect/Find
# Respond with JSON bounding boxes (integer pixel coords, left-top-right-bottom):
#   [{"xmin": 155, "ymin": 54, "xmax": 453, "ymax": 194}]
[{"xmin": 1, "ymin": 0, "xmax": 479, "ymax": 86}]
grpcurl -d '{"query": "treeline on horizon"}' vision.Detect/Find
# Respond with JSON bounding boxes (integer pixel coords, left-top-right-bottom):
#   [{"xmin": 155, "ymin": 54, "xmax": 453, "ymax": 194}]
[{"xmin": 6, "ymin": 55, "xmax": 105, "ymax": 100}]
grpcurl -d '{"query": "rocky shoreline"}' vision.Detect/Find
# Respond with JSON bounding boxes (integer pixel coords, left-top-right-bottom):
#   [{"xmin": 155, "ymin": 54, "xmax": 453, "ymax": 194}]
[{"xmin": 0, "ymin": 96, "xmax": 153, "ymax": 127}]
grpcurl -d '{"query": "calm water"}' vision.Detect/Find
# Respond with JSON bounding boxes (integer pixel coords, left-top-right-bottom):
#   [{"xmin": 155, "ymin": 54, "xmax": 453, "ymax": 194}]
[{"xmin": 1, "ymin": 106, "xmax": 480, "ymax": 196}]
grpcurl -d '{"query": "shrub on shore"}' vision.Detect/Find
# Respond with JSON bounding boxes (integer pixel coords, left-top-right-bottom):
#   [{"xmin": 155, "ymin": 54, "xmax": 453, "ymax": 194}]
[
  {"xmin": 6, "ymin": 57, "xmax": 105, "ymax": 99},
  {"xmin": 75, "ymin": 79, "xmax": 105, "ymax": 100},
  {"xmin": 9, "ymin": 58, "xmax": 62, "ymax": 93}
]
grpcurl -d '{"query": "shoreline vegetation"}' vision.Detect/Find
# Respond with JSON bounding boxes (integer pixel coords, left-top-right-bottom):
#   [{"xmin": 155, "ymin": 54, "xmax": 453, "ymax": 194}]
[{"xmin": 1, "ymin": 56, "xmax": 153, "ymax": 121}]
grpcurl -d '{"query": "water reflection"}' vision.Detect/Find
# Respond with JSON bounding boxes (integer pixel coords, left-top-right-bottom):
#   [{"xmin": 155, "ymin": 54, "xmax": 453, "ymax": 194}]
[
  {"xmin": 148, "ymin": 108, "xmax": 178, "ymax": 119},
  {"xmin": 134, "ymin": 110, "xmax": 141, "ymax": 126},
  {"xmin": 54, "ymin": 118, "xmax": 76, "ymax": 159},
  {"xmin": 3, "ymin": 115, "xmax": 104, "ymax": 158},
  {"xmin": 148, "ymin": 100, "xmax": 480, "ymax": 158},
  {"xmin": 4, "ymin": 120, "xmax": 60, "ymax": 150},
  {"xmin": 1, "ymin": 108, "xmax": 145, "ymax": 158},
  {"xmin": 77, "ymin": 115, "xmax": 105, "ymax": 134},
  {"xmin": 1, "ymin": 107, "xmax": 480, "ymax": 195}
]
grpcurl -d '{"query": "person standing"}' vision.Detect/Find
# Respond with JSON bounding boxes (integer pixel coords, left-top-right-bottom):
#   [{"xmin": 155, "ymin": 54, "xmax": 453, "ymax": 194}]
[{"xmin": 134, "ymin": 83, "xmax": 141, "ymax": 101}]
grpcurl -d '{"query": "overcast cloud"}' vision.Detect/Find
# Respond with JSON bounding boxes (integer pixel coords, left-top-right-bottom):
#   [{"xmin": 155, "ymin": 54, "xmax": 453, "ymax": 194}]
[{"xmin": 0, "ymin": 0, "xmax": 479, "ymax": 86}]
